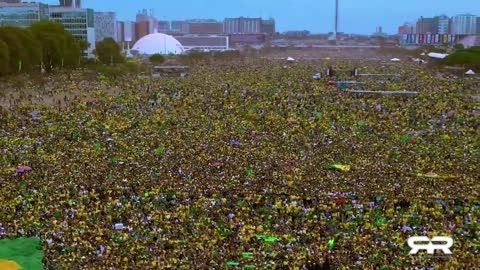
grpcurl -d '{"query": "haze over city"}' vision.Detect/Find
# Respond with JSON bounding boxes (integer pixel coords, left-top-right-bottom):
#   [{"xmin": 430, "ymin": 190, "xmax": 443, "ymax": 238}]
[{"xmin": 39, "ymin": 0, "xmax": 479, "ymax": 34}]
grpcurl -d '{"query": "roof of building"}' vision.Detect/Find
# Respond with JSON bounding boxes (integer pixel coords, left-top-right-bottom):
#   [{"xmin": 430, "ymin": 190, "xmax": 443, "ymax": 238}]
[
  {"xmin": 132, "ymin": 33, "xmax": 185, "ymax": 55},
  {"xmin": 0, "ymin": 2, "xmax": 40, "ymax": 6},
  {"xmin": 176, "ymin": 36, "xmax": 228, "ymax": 47}
]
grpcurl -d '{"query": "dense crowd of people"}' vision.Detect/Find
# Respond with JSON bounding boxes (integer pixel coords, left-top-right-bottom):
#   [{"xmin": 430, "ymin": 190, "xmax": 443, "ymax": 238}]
[{"xmin": 0, "ymin": 60, "xmax": 479, "ymax": 269}]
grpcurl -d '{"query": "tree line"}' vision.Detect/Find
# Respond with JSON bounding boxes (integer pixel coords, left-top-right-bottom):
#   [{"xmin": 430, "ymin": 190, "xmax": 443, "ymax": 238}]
[
  {"xmin": 0, "ymin": 21, "xmax": 88, "ymax": 75},
  {"xmin": 0, "ymin": 21, "xmax": 126, "ymax": 76}
]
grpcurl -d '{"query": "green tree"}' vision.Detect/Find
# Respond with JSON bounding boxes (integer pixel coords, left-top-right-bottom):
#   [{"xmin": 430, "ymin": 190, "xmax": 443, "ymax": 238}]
[
  {"xmin": 16, "ymin": 28, "xmax": 42, "ymax": 71},
  {"xmin": 0, "ymin": 26, "xmax": 28, "ymax": 72},
  {"xmin": 149, "ymin": 54, "xmax": 165, "ymax": 64},
  {"xmin": 30, "ymin": 21, "xmax": 81, "ymax": 71},
  {"xmin": 62, "ymin": 35, "xmax": 82, "ymax": 67},
  {"xmin": 77, "ymin": 39, "xmax": 90, "ymax": 53},
  {"xmin": 179, "ymin": 51, "xmax": 208, "ymax": 65},
  {"xmin": 0, "ymin": 40, "xmax": 10, "ymax": 75},
  {"xmin": 95, "ymin": 38, "xmax": 124, "ymax": 65}
]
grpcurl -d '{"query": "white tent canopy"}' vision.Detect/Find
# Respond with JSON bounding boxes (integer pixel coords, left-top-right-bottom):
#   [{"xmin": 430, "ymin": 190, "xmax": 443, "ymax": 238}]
[
  {"xmin": 427, "ymin": 52, "xmax": 448, "ymax": 59},
  {"xmin": 132, "ymin": 33, "xmax": 185, "ymax": 55},
  {"xmin": 286, "ymin": 57, "xmax": 295, "ymax": 62},
  {"xmin": 465, "ymin": 69, "xmax": 476, "ymax": 75},
  {"xmin": 390, "ymin": 58, "xmax": 401, "ymax": 62}
]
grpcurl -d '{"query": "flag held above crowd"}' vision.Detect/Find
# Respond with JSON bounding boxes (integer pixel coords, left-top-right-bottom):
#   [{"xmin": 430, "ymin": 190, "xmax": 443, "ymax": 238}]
[{"xmin": 0, "ymin": 237, "xmax": 43, "ymax": 270}]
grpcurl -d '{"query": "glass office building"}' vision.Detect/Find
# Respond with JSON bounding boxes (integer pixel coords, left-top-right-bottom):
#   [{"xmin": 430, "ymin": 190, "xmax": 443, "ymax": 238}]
[
  {"xmin": 0, "ymin": 2, "xmax": 95, "ymax": 56},
  {"xmin": 0, "ymin": 2, "xmax": 49, "ymax": 27},
  {"xmin": 49, "ymin": 7, "xmax": 93, "ymax": 39},
  {"xmin": 48, "ymin": 7, "xmax": 95, "ymax": 55}
]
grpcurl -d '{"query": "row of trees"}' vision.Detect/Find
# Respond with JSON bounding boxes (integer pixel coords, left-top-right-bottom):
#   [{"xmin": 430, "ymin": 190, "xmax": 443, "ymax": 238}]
[
  {"xmin": 0, "ymin": 21, "xmax": 90, "ymax": 75},
  {"xmin": 95, "ymin": 37, "xmax": 124, "ymax": 65}
]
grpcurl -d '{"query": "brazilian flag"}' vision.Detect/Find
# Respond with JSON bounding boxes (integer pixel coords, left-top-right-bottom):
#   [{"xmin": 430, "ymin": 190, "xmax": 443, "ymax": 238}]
[
  {"xmin": 328, "ymin": 163, "xmax": 351, "ymax": 172},
  {"xmin": 0, "ymin": 237, "xmax": 43, "ymax": 270}
]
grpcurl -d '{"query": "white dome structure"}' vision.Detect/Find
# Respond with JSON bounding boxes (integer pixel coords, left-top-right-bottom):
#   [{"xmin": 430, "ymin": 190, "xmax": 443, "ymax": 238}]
[{"xmin": 132, "ymin": 33, "xmax": 185, "ymax": 55}]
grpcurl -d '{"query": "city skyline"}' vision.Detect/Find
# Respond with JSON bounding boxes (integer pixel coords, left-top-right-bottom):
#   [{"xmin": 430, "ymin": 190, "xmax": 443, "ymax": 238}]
[{"xmin": 37, "ymin": 0, "xmax": 478, "ymax": 34}]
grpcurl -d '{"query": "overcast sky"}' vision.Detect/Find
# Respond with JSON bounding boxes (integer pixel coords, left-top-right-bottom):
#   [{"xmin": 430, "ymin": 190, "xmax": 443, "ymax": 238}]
[{"xmin": 43, "ymin": 0, "xmax": 478, "ymax": 34}]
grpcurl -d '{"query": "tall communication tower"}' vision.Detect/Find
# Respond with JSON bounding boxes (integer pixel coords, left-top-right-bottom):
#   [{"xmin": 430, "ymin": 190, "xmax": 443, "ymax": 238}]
[{"xmin": 334, "ymin": 0, "xmax": 339, "ymax": 40}]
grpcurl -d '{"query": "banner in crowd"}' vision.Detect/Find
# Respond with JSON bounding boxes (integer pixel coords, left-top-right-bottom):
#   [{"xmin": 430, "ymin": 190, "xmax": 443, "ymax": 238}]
[{"xmin": 400, "ymin": 34, "xmax": 467, "ymax": 45}]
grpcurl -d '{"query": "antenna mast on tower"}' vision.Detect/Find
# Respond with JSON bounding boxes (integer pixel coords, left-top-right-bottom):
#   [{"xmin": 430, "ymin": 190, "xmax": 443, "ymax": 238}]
[{"xmin": 334, "ymin": 0, "xmax": 339, "ymax": 40}]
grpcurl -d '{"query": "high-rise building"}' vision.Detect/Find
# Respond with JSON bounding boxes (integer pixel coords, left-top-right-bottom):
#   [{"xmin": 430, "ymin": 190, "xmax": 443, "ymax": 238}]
[
  {"xmin": 416, "ymin": 17, "xmax": 437, "ymax": 34},
  {"xmin": 116, "ymin": 21, "xmax": 135, "ymax": 49},
  {"xmin": 448, "ymin": 17, "xmax": 454, "ymax": 35},
  {"xmin": 188, "ymin": 20, "xmax": 223, "ymax": 34},
  {"xmin": 124, "ymin": 21, "xmax": 135, "ymax": 42},
  {"xmin": 171, "ymin": 20, "xmax": 189, "ymax": 34},
  {"xmin": 94, "ymin": 12, "xmax": 117, "ymax": 42},
  {"xmin": 59, "ymin": 0, "xmax": 81, "ymax": 8},
  {"xmin": 224, "ymin": 17, "xmax": 261, "ymax": 34},
  {"xmin": 477, "ymin": 17, "xmax": 480, "ymax": 34},
  {"xmin": 116, "ymin": 21, "xmax": 124, "ymax": 42},
  {"xmin": 0, "ymin": 0, "xmax": 22, "ymax": 3},
  {"xmin": 135, "ymin": 20, "xmax": 149, "ymax": 40},
  {"xmin": 157, "ymin": 20, "xmax": 170, "ymax": 33},
  {"xmin": 436, "ymin": 15, "xmax": 450, "ymax": 34},
  {"xmin": 398, "ymin": 23, "xmax": 415, "ymax": 35},
  {"xmin": 0, "ymin": 2, "xmax": 49, "ymax": 27},
  {"xmin": 452, "ymin": 14, "xmax": 477, "ymax": 35},
  {"xmin": 136, "ymin": 9, "xmax": 157, "ymax": 34},
  {"xmin": 49, "ymin": 6, "xmax": 95, "ymax": 54},
  {"xmin": 372, "ymin": 26, "xmax": 387, "ymax": 37},
  {"xmin": 260, "ymin": 19, "xmax": 275, "ymax": 34}
]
